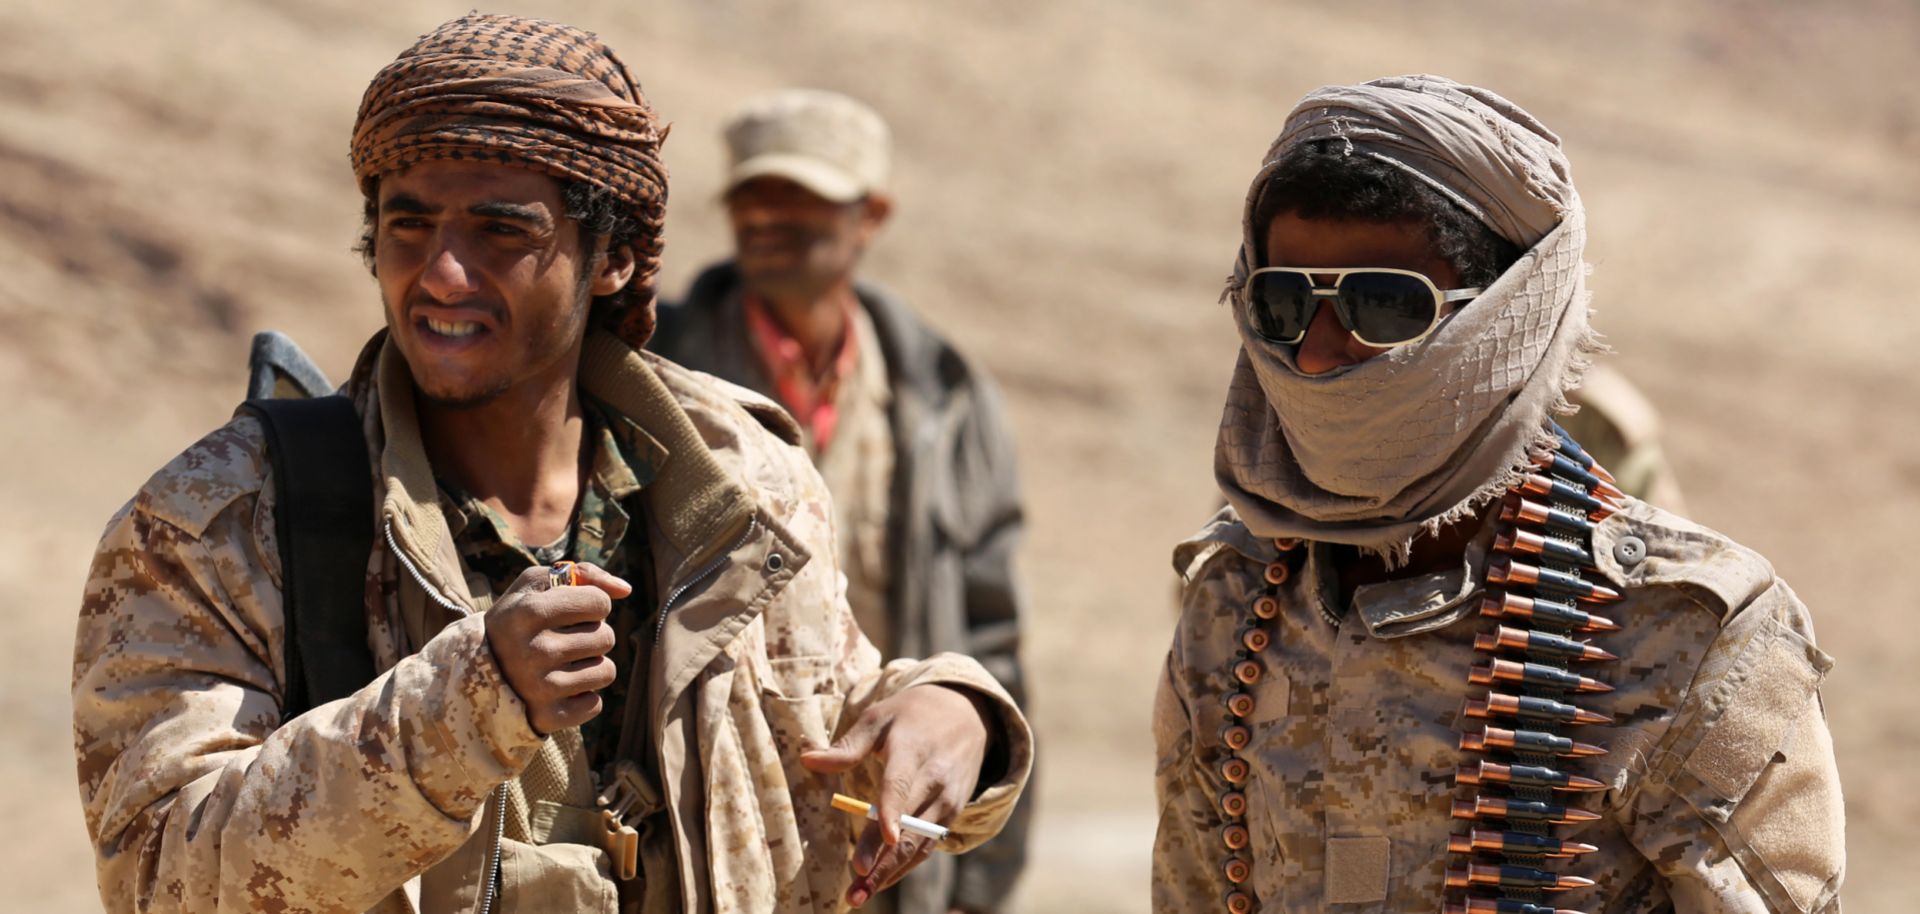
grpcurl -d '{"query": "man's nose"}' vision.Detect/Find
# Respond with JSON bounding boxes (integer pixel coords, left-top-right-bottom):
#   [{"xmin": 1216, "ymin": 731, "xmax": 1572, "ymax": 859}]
[
  {"xmin": 1292, "ymin": 299, "xmax": 1365, "ymax": 375},
  {"xmin": 418, "ymin": 240, "xmax": 479, "ymax": 303}
]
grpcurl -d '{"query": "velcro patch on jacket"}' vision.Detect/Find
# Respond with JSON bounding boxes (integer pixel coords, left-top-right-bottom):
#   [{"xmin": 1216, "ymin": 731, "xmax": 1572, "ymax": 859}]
[{"xmin": 1324, "ymin": 835, "xmax": 1390, "ymax": 904}]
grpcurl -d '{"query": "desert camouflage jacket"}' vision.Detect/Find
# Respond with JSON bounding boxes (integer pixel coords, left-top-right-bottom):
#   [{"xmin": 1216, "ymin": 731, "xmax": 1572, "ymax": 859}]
[
  {"xmin": 74, "ymin": 331, "xmax": 1033, "ymax": 914},
  {"xmin": 1153, "ymin": 500, "xmax": 1843, "ymax": 914}
]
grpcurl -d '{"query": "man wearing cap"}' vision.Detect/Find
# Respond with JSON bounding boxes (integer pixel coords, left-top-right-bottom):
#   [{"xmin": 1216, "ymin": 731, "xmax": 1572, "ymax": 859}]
[
  {"xmin": 73, "ymin": 15, "xmax": 1030, "ymax": 914},
  {"xmin": 1153, "ymin": 75, "xmax": 1842, "ymax": 913},
  {"xmin": 652, "ymin": 89, "xmax": 1031, "ymax": 914}
]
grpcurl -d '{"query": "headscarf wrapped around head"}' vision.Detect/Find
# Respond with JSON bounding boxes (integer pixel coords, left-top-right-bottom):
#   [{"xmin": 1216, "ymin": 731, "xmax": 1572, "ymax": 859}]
[
  {"xmin": 350, "ymin": 13, "xmax": 669, "ymax": 348},
  {"xmin": 1216, "ymin": 75, "xmax": 1603, "ymax": 563}
]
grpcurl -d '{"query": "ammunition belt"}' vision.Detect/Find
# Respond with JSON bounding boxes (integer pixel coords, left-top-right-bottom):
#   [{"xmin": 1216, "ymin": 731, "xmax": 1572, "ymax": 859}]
[
  {"xmin": 1214, "ymin": 535, "xmax": 1300, "ymax": 914},
  {"xmin": 1210, "ymin": 424, "xmax": 1622, "ymax": 914},
  {"xmin": 1447, "ymin": 423, "xmax": 1623, "ymax": 913}
]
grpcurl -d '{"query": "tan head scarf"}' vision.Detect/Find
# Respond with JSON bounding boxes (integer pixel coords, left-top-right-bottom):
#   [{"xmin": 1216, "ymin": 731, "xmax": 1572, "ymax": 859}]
[
  {"xmin": 350, "ymin": 13, "xmax": 669, "ymax": 348},
  {"xmin": 1216, "ymin": 75, "xmax": 1602, "ymax": 563}
]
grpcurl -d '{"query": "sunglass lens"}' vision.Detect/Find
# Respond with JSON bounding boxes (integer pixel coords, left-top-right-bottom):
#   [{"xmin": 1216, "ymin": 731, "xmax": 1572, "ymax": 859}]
[
  {"xmin": 1248, "ymin": 271, "xmax": 1316, "ymax": 343},
  {"xmin": 1339, "ymin": 272, "xmax": 1438, "ymax": 345}
]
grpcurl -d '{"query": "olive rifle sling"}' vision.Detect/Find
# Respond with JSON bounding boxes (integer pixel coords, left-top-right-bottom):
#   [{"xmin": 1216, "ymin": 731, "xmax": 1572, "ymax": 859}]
[{"xmin": 238, "ymin": 396, "xmax": 378, "ymax": 720}]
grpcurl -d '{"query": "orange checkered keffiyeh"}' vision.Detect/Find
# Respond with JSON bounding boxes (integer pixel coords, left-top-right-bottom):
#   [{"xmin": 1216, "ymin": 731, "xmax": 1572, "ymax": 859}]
[{"xmin": 350, "ymin": 13, "xmax": 669, "ymax": 348}]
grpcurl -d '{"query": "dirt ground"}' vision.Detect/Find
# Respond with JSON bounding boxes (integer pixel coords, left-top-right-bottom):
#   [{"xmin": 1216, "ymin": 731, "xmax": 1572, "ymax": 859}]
[{"xmin": 4, "ymin": 1, "xmax": 1916, "ymax": 911}]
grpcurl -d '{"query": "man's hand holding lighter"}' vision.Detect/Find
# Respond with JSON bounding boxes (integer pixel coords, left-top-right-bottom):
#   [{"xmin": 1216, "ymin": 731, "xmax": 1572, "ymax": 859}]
[{"xmin": 800, "ymin": 684, "xmax": 996, "ymax": 908}]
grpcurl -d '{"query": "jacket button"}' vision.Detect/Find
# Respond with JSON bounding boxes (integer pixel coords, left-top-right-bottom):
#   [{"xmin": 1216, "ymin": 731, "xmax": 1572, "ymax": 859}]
[
  {"xmin": 1220, "ymin": 822, "xmax": 1250, "ymax": 851},
  {"xmin": 1612, "ymin": 535, "xmax": 1646, "ymax": 567},
  {"xmin": 1224, "ymin": 889, "xmax": 1254, "ymax": 914},
  {"xmin": 1263, "ymin": 561, "xmax": 1290, "ymax": 586},
  {"xmin": 1218, "ymin": 790, "xmax": 1248, "ymax": 817},
  {"xmin": 765, "ymin": 553, "xmax": 784, "ymax": 572},
  {"xmin": 1232, "ymin": 660, "xmax": 1263, "ymax": 686}
]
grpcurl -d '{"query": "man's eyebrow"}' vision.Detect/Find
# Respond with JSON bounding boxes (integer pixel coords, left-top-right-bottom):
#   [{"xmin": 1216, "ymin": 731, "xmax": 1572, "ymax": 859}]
[
  {"xmin": 381, "ymin": 194, "xmax": 437, "ymax": 215},
  {"xmin": 470, "ymin": 201, "xmax": 552, "ymax": 225}
]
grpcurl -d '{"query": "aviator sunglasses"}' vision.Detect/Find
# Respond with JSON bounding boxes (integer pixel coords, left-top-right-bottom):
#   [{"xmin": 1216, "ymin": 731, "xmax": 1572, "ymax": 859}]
[{"xmin": 1246, "ymin": 266, "xmax": 1484, "ymax": 348}]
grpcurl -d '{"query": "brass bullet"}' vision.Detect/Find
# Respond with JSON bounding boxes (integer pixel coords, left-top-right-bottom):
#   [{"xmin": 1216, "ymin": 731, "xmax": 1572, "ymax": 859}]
[
  {"xmin": 1446, "ymin": 861, "xmax": 1595, "ymax": 891},
  {"xmin": 1445, "ymin": 898, "xmax": 1585, "ymax": 914},
  {"xmin": 1452, "ymin": 794, "xmax": 1602, "ymax": 825},
  {"xmin": 1501, "ymin": 494, "xmax": 1598, "ymax": 538},
  {"xmin": 1232, "ymin": 659, "xmax": 1263, "ymax": 686},
  {"xmin": 1263, "ymin": 560, "xmax": 1290, "ymax": 586},
  {"xmin": 1456, "ymin": 759, "xmax": 1607, "ymax": 792},
  {"xmin": 1240, "ymin": 626, "xmax": 1271, "ymax": 653},
  {"xmin": 1550, "ymin": 425, "xmax": 1613, "ymax": 484},
  {"xmin": 1224, "ymin": 890, "xmax": 1253, "ymax": 914},
  {"xmin": 1218, "ymin": 790, "xmax": 1247, "ymax": 817},
  {"xmin": 1220, "ymin": 823, "xmax": 1250, "ymax": 851},
  {"xmin": 1219, "ymin": 757, "xmax": 1250, "ymax": 784},
  {"xmin": 1532, "ymin": 450, "xmax": 1626, "ymax": 501},
  {"xmin": 1273, "ymin": 537, "xmax": 1302, "ymax": 551},
  {"xmin": 1464, "ymin": 692, "xmax": 1613, "ymax": 726},
  {"xmin": 1224, "ymin": 691, "xmax": 1256, "ymax": 718},
  {"xmin": 1475, "ymin": 625, "xmax": 1617, "ymax": 663},
  {"xmin": 1488, "ymin": 557, "xmax": 1623, "ymax": 604},
  {"xmin": 1479, "ymin": 591, "xmax": 1620, "ymax": 633},
  {"xmin": 1449, "ymin": 828, "xmax": 1600, "ymax": 857},
  {"xmin": 1250, "ymin": 594, "xmax": 1280, "ymax": 620},
  {"xmin": 1460, "ymin": 724, "xmax": 1606, "ymax": 758},
  {"xmin": 1221, "ymin": 724, "xmax": 1252, "ymax": 751},
  {"xmin": 1223, "ymin": 856, "xmax": 1251, "ymax": 884},
  {"xmin": 1470, "ymin": 658, "xmax": 1613, "ymax": 694},
  {"xmin": 1495, "ymin": 527, "xmax": 1596, "ymax": 568}
]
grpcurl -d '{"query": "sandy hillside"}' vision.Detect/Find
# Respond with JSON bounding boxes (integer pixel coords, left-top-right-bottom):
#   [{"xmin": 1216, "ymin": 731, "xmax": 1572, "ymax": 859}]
[{"xmin": 3, "ymin": 1, "xmax": 1917, "ymax": 911}]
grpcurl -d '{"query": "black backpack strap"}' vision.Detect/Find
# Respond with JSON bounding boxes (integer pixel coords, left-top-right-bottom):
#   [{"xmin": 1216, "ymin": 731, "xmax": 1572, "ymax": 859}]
[{"xmin": 238, "ymin": 396, "xmax": 378, "ymax": 719}]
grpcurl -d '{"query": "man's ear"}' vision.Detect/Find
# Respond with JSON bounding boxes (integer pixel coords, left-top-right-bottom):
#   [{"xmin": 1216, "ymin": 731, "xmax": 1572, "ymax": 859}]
[
  {"xmin": 592, "ymin": 239, "xmax": 638, "ymax": 297},
  {"xmin": 856, "ymin": 192, "xmax": 894, "ymax": 242}
]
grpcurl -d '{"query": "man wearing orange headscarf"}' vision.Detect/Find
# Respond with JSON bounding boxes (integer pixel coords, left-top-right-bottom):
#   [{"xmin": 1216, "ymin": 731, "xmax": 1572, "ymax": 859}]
[{"xmin": 74, "ymin": 14, "xmax": 1031, "ymax": 914}]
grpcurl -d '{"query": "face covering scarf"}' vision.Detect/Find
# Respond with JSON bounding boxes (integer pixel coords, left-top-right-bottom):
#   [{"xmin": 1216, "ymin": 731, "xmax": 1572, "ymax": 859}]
[{"xmin": 1215, "ymin": 75, "xmax": 1604, "ymax": 565}]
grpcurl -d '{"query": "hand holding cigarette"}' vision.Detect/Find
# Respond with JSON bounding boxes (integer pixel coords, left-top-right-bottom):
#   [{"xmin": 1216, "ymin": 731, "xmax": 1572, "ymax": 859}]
[{"xmin": 799, "ymin": 684, "xmax": 995, "ymax": 908}]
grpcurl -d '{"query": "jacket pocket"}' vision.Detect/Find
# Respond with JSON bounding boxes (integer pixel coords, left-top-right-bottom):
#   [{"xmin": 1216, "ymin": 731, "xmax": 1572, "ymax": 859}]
[{"xmin": 497, "ymin": 837, "xmax": 618, "ymax": 914}]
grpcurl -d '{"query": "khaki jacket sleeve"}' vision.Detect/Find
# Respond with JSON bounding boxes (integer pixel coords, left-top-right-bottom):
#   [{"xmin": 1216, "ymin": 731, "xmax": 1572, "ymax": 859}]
[
  {"xmin": 787, "ymin": 443, "xmax": 1033, "ymax": 856},
  {"xmin": 73, "ymin": 423, "xmax": 542, "ymax": 914},
  {"xmin": 1627, "ymin": 579, "xmax": 1845, "ymax": 914}
]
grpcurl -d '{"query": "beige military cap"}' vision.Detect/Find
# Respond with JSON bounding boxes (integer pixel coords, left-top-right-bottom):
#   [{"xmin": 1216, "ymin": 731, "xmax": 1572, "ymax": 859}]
[{"xmin": 722, "ymin": 88, "xmax": 890, "ymax": 203}]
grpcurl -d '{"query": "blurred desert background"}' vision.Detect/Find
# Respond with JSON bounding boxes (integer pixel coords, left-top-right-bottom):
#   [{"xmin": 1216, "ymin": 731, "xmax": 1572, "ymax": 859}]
[{"xmin": 4, "ymin": 0, "xmax": 1917, "ymax": 911}]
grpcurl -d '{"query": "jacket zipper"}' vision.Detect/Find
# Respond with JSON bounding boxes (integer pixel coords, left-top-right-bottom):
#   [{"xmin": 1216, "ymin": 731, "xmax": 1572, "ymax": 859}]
[
  {"xmin": 382, "ymin": 521, "xmax": 506, "ymax": 914},
  {"xmin": 653, "ymin": 516, "xmax": 759, "ymax": 646}
]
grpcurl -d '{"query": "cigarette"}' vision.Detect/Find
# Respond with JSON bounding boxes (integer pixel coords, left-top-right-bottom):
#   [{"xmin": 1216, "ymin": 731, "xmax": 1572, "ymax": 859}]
[{"xmin": 830, "ymin": 793, "xmax": 950, "ymax": 841}]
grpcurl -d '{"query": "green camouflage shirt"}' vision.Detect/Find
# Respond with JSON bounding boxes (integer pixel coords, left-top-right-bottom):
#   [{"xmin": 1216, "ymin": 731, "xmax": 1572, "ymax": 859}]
[{"xmin": 437, "ymin": 396, "xmax": 660, "ymax": 770}]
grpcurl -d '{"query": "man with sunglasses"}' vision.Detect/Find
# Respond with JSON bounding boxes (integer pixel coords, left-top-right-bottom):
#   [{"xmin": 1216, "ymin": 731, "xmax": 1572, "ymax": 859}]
[{"xmin": 1152, "ymin": 76, "xmax": 1842, "ymax": 914}]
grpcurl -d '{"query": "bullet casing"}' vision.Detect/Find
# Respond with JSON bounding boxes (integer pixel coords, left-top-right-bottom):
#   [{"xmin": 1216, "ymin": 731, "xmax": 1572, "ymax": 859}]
[
  {"xmin": 1445, "ymin": 861, "xmax": 1594, "ymax": 891},
  {"xmin": 1470, "ymin": 658, "xmax": 1613, "ymax": 694},
  {"xmin": 1495, "ymin": 527, "xmax": 1597, "ymax": 568},
  {"xmin": 1452, "ymin": 795, "xmax": 1602, "ymax": 825},
  {"xmin": 1451, "ymin": 827, "xmax": 1598, "ymax": 857},
  {"xmin": 1465, "ymin": 692, "xmax": 1613, "ymax": 726},
  {"xmin": 1503, "ymin": 495, "xmax": 1598, "ymax": 537},
  {"xmin": 1481, "ymin": 592, "xmax": 1620, "ymax": 633},
  {"xmin": 1488, "ymin": 557, "xmax": 1622, "ymax": 604},
  {"xmin": 1460, "ymin": 725, "xmax": 1606, "ymax": 758},
  {"xmin": 1477, "ymin": 625, "xmax": 1617, "ymax": 663}
]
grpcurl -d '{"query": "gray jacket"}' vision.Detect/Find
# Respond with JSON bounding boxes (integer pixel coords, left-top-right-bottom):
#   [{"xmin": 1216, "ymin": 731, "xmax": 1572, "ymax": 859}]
[{"xmin": 652, "ymin": 263, "xmax": 1032, "ymax": 914}]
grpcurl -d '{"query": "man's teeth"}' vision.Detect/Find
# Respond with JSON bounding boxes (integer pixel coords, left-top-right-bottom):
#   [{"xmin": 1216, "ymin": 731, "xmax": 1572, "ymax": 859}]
[{"xmin": 425, "ymin": 318, "xmax": 483, "ymax": 338}]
